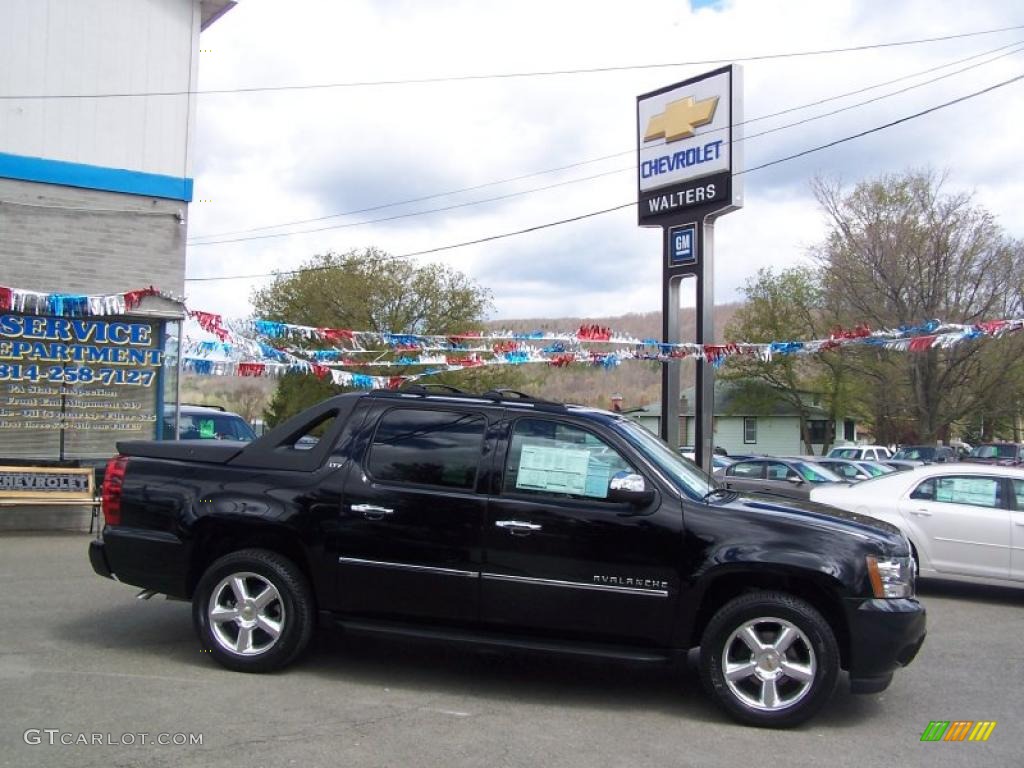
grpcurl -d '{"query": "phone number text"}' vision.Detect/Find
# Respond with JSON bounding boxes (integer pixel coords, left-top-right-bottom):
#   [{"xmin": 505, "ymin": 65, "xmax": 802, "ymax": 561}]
[{"xmin": 0, "ymin": 364, "xmax": 155, "ymax": 387}]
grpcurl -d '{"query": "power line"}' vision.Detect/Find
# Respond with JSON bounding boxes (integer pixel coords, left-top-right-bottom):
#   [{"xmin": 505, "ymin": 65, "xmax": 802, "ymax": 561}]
[
  {"xmin": 183, "ymin": 71, "xmax": 1024, "ymax": 283},
  {"xmin": 739, "ymin": 43, "xmax": 1024, "ymax": 143},
  {"xmin": 735, "ymin": 71, "xmax": 1024, "ymax": 176},
  {"xmin": 187, "ymin": 39, "xmax": 1024, "ymax": 242},
  {"xmin": 187, "ymin": 168, "xmax": 629, "ymax": 246},
  {"xmin": 186, "ymin": 43, "xmax": 1024, "ymax": 247},
  {"xmin": 6, "ymin": 24, "xmax": 1024, "ymax": 100},
  {"xmin": 184, "ymin": 203, "xmax": 636, "ymax": 282}
]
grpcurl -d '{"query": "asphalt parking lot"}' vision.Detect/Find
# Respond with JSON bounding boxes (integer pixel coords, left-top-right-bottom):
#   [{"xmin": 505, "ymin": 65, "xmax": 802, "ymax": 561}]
[{"xmin": 1, "ymin": 533, "xmax": 1021, "ymax": 768}]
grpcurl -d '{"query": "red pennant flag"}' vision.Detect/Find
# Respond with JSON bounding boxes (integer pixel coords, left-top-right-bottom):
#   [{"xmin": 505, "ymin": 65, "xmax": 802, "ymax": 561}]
[{"xmin": 909, "ymin": 335, "xmax": 936, "ymax": 352}]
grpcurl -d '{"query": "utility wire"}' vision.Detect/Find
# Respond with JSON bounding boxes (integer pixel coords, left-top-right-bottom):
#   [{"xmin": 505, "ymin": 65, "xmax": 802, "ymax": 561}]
[
  {"xmin": 184, "ymin": 71, "xmax": 1024, "ymax": 282},
  {"xmin": 186, "ymin": 44, "xmax": 1024, "ymax": 247},
  {"xmin": 739, "ymin": 43, "xmax": 1024, "ymax": 143},
  {"xmin": 188, "ymin": 39, "xmax": 1024, "ymax": 242},
  {"xmin": 13, "ymin": 41, "xmax": 1017, "ymax": 235},
  {"xmin": 185, "ymin": 203, "xmax": 637, "ymax": 281},
  {"xmin": 734, "ymin": 71, "xmax": 1024, "ymax": 176},
  {"xmin": 187, "ymin": 168, "xmax": 629, "ymax": 246},
  {"xmin": 6, "ymin": 24, "xmax": 1024, "ymax": 100}
]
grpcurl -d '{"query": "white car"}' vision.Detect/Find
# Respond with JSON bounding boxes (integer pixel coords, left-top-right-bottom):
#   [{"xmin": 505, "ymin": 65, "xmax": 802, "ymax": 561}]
[
  {"xmin": 828, "ymin": 445, "xmax": 892, "ymax": 462},
  {"xmin": 810, "ymin": 464, "xmax": 1024, "ymax": 589}
]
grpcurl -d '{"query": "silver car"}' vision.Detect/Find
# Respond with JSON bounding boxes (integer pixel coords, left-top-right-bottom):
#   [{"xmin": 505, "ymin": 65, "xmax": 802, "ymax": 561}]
[
  {"xmin": 720, "ymin": 457, "xmax": 845, "ymax": 500},
  {"xmin": 816, "ymin": 458, "xmax": 894, "ymax": 482}
]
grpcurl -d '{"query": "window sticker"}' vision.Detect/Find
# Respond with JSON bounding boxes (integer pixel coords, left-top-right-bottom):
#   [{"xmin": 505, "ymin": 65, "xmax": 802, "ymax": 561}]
[
  {"xmin": 516, "ymin": 444, "xmax": 591, "ymax": 495},
  {"xmin": 583, "ymin": 459, "xmax": 612, "ymax": 498},
  {"xmin": 936, "ymin": 477, "xmax": 997, "ymax": 507},
  {"xmin": 199, "ymin": 419, "xmax": 216, "ymax": 439}
]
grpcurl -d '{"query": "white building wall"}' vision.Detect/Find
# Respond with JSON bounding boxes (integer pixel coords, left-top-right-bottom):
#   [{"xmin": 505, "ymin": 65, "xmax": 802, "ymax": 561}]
[
  {"xmin": 635, "ymin": 411, "xmax": 851, "ymax": 455},
  {"xmin": 707, "ymin": 416, "xmax": 803, "ymax": 456},
  {"xmin": 0, "ymin": 0, "xmax": 200, "ymax": 179}
]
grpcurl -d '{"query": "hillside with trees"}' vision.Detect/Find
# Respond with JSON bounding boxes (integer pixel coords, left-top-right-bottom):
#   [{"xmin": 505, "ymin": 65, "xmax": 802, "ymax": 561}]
[
  {"xmin": 725, "ymin": 170, "xmax": 1024, "ymax": 446},
  {"xmin": 181, "ymin": 169, "xmax": 1024, "ymax": 444},
  {"xmin": 486, "ymin": 306, "xmax": 739, "ymax": 409}
]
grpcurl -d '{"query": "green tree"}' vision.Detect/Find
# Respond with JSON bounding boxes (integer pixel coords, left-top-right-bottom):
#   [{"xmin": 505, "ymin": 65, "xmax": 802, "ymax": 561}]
[
  {"xmin": 252, "ymin": 248, "xmax": 490, "ymax": 333},
  {"xmin": 253, "ymin": 249, "xmax": 519, "ymax": 415},
  {"xmin": 812, "ymin": 170, "xmax": 1024, "ymax": 442},
  {"xmin": 723, "ymin": 266, "xmax": 854, "ymax": 454},
  {"xmin": 264, "ymin": 372, "xmax": 343, "ymax": 427}
]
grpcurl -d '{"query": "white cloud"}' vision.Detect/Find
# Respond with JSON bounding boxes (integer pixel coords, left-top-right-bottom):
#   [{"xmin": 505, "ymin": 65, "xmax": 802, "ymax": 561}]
[{"xmin": 185, "ymin": 0, "xmax": 1024, "ymax": 323}]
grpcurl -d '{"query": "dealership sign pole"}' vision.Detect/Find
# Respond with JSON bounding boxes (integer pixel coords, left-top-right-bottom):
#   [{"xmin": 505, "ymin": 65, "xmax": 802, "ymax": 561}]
[{"xmin": 637, "ymin": 65, "xmax": 743, "ymax": 472}]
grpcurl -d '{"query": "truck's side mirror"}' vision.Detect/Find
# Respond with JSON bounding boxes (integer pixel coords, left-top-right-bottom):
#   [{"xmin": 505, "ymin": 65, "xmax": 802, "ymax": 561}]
[
  {"xmin": 608, "ymin": 472, "xmax": 655, "ymax": 506},
  {"xmin": 786, "ymin": 475, "xmax": 805, "ymax": 485}
]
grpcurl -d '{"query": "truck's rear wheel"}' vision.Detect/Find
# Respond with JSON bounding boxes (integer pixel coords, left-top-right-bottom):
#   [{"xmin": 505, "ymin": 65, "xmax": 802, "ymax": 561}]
[
  {"xmin": 192, "ymin": 549, "xmax": 314, "ymax": 673},
  {"xmin": 699, "ymin": 591, "xmax": 839, "ymax": 728}
]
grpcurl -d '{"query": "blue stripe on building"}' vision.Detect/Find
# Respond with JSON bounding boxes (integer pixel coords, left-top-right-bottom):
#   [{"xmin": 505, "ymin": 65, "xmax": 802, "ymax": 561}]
[{"xmin": 0, "ymin": 152, "xmax": 193, "ymax": 201}]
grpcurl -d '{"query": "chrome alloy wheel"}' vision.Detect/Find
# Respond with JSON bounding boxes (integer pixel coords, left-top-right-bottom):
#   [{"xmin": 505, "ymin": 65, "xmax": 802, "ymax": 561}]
[
  {"xmin": 721, "ymin": 617, "xmax": 816, "ymax": 711},
  {"xmin": 208, "ymin": 572, "xmax": 285, "ymax": 656}
]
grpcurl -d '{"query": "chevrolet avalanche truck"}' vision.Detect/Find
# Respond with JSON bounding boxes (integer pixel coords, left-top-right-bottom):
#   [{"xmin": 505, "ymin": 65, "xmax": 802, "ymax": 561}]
[{"xmin": 90, "ymin": 387, "xmax": 925, "ymax": 727}]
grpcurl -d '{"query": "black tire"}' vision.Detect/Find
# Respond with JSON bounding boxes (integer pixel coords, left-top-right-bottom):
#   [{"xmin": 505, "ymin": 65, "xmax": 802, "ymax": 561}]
[
  {"xmin": 192, "ymin": 548, "xmax": 315, "ymax": 673},
  {"xmin": 908, "ymin": 541, "xmax": 920, "ymax": 578},
  {"xmin": 699, "ymin": 591, "xmax": 839, "ymax": 728}
]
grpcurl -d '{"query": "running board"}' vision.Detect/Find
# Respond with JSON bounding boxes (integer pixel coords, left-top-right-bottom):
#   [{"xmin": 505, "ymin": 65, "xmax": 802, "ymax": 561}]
[
  {"xmin": 135, "ymin": 589, "xmax": 186, "ymax": 602},
  {"xmin": 328, "ymin": 616, "xmax": 675, "ymax": 664}
]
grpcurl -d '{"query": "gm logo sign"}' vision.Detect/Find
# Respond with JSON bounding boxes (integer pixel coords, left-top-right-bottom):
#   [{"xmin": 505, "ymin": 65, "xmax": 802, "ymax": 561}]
[{"xmin": 668, "ymin": 224, "xmax": 697, "ymax": 267}]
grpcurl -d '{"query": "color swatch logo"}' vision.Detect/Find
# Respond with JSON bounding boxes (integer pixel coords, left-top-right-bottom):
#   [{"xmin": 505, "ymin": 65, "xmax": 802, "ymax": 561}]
[{"xmin": 921, "ymin": 721, "xmax": 996, "ymax": 742}]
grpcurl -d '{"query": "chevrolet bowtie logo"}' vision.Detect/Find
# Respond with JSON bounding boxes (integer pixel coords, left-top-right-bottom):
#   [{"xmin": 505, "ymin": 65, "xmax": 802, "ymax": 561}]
[{"xmin": 644, "ymin": 96, "xmax": 719, "ymax": 143}]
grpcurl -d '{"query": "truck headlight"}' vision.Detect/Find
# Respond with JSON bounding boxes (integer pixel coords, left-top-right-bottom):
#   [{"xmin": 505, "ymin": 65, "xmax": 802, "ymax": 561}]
[{"xmin": 866, "ymin": 555, "xmax": 915, "ymax": 598}]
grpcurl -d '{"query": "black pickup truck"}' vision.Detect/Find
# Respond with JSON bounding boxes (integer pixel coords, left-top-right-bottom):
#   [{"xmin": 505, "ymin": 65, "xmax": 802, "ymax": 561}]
[{"xmin": 90, "ymin": 388, "xmax": 925, "ymax": 728}]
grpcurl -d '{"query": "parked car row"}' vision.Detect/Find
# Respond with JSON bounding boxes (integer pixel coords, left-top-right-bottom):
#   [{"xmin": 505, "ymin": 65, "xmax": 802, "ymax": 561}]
[
  {"xmin": 710, "ymin": 455, "xmax": 898, "ymax": 500},
  {"xmin": 828, "ymin": 441, "xmax": 1024, "ymax": 466},
  {"xmin": 691, "ymin": 445, "xmax": 1024, "ymax": 591},
  {"xmin": 811, "ymin": 463, "xmax": 1024, "ymax": 591}
]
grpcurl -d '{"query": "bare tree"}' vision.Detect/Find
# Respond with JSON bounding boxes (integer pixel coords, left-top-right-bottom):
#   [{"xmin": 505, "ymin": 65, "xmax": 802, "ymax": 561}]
[{"xmin": 811, "ymin": 170, "xmax": 1024, "ymax": 441}]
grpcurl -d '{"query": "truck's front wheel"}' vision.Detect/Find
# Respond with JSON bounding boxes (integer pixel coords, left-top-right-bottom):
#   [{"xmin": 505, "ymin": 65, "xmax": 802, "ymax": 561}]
[
  {"xmin": 699, "ymin": 591, "xmax": 839, "ymax": 728},
  {"xmin": 192, "ymin": 549, "xmax": 314, "ymax": 673}
]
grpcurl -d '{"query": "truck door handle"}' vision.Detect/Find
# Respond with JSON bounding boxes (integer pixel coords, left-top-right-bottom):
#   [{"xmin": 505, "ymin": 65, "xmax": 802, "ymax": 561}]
[
  {"xmin": 910, "ymin": 509, "xmax": 932, "ymax": 517},
  {"xmin": 495, "ymin": 520, "xmax": 542, "ymax": 535},
  {"xmin": 351, "ymin": 503, "xmax": 394, "ymax": 520}
]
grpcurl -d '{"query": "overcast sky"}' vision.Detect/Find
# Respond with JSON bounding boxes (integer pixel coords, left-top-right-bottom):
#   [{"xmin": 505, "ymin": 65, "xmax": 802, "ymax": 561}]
[{"xmin": 184, "ymin": 0, "xmax": 1024, "ymax": 325}]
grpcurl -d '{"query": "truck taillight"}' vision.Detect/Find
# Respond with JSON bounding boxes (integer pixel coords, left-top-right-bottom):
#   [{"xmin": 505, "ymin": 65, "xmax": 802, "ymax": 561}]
[{"xmin": 101, "ymin": 455, "xmax": 129, "ymax": 526}]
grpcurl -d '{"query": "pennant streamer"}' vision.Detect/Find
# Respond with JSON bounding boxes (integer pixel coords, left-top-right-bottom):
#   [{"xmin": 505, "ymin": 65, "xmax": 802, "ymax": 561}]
[
  {"xmin": 3, "ymin": 283, "xmax": 1021, "ymax": 391},
  {"xmin": 0, "ymin": 284, "xmax": 184, "ymax": 316},
  {"xmin": 181, "ymin": 314, "xmax": 1024, "ymax": 390}
]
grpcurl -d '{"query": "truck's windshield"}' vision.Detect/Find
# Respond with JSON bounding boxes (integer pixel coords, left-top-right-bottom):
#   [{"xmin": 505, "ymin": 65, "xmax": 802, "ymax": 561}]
[{"xmin": 613, "ymin": 419, "xmax": 715, "ymax": 500}]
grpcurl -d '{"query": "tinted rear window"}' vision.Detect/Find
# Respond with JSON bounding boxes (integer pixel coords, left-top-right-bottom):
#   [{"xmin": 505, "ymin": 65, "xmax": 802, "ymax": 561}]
[
  {"xmin": 165, "ymin": 413, "xmax": 256, "ymax": 441},
  {"xmin": 970, "ymin": 444, "xmax": 1018, "ymax": 459},
  {"xmin": 368, "ymin": 408, "xmax": 486, "ymax": 490},
  {"xmin": 894, "ymin": 447, "xmax": 935, "ymax": 461},
  {"xmin": 830, "ymin": 448, "xmax": 860, "ymax": 459}
]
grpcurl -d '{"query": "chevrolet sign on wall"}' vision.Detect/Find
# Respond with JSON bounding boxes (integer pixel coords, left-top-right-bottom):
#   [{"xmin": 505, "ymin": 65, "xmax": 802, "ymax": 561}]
[{"xmin": 636, "ymin": 65, "xmax": 743, "ymax": 223}]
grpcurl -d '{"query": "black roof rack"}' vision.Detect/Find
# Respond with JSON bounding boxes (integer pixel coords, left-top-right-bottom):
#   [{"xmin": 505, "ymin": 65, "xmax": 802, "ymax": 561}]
[
  {"xmin": 365, "ymin": 386, "xmax": 567, "ymax": 410},
  {"xmin": 398, "ymin": 383, "xmax": 471, "ymax": 395},
  {"xmin": 178, "ymin": 403, "xmax": 227, "ymax": 411},
  {"xmin": 480, "ymin": 389, "xmax": 564, "ymax": 407}
]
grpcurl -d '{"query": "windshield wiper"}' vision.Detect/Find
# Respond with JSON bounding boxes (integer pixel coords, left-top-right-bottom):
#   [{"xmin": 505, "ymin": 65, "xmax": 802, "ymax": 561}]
[{"xmin": 702, "ymin": 487, "xmax": 736, "ymax": 502}]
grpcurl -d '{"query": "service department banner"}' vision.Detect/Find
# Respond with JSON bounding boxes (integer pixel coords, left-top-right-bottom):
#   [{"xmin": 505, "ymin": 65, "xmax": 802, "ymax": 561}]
[{"xmin": 0, "ymin": 314, "xmax": 162, "ymax": 460}]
